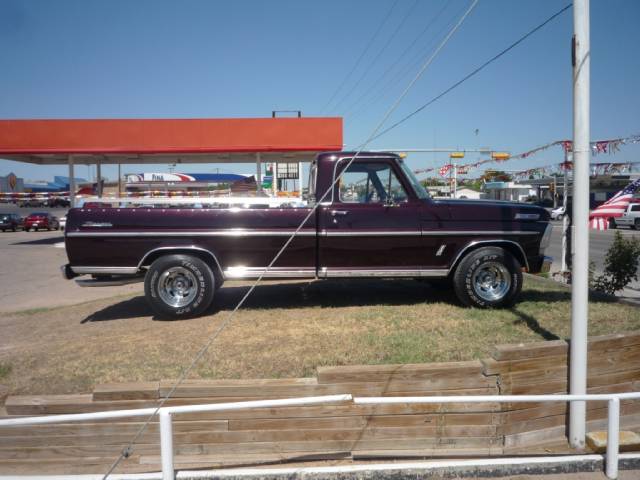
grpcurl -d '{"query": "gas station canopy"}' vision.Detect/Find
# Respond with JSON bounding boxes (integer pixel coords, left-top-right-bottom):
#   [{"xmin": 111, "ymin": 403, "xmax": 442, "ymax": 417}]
[{"xmin": 0, "ymin": 117, "xmax": 343, "ymax": 165}]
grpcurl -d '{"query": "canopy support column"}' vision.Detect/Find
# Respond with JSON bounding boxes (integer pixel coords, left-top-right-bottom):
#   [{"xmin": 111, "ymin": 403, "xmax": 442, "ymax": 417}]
[
  {"xmin": 117, "ymin": 162, "xmax": 122, "ymax": 198},
  {"xmin": 68, "ymin": 155, "xmax": 76, "ymax": 208},
  {"xmin": 256, "ymin": 153, "xmax": 262, "ymax": 195},
  {"xmin": 96, "ymin": 157, "xmax": 102, "ymax": 197}
]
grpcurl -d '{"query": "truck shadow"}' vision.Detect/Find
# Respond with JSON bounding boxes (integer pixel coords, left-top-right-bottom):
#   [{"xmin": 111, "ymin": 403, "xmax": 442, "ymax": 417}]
[
  {"xmin": 80, "ymin": 279, "xmax": 583, "ymax": 324},
  {"xmin": 11, "ymin": 235, "xmax": 65, "ymax": 245}
]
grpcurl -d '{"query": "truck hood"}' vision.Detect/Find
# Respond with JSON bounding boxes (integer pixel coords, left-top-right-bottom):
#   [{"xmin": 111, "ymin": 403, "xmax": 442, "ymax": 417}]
[{"xmin": 433, "ymin": 199, "xmax": 550, "ymax": 222}]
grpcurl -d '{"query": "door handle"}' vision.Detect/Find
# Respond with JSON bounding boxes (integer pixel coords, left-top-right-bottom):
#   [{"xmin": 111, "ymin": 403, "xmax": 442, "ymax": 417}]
[{"xmin": 330, "ymin": 210, "xmax": 349, "ymax": 217}]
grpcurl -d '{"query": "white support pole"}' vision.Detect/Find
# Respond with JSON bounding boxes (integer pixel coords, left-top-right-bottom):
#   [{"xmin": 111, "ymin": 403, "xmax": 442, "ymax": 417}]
[
  {"xmin": 96, "ymin": 157, "xmax": 102, "ymax": 197},
  {"xmin": 453, "ymin": 163, "xmax": 458, "ymax": 199},
  {"xmin": 569, "ymin": 0, "xmax": 590, "ymax": 449},
  {"xmin": 159, "ymin": 410, "xmax": 174, "ymax": 480},
  {"xmin": 561, "ymin": 152, "xmax": 570, "ymax": 273},
  {"xmin": 68, "ymin": 155, "xmax": 76, "ymax": 208},
  {"xmin": 256, "ymin": 153, "xmax": 262, "ymax": 195},
  {"xmin": 272, "ymin": 163, "xmax": 278, "ymax": 197},
  {"xmin": 118, "ymin": 162, "xmax": 122, "ymax": 198},
  {"xmin": 606, "ymin": 397, "xmax": 620, "ymax": 479}
]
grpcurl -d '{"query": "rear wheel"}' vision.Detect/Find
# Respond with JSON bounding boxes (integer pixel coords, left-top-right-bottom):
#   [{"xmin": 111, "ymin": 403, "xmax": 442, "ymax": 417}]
[
  {"xmin": 144, "ymin": 254, "xmax": 215, "ymax": 319},
  {"xmin": 452, "ymin": 247, "xmax": 522, "ymax": 308},
  {"xmin": 634, "ymin": 219, "xmax": 640, "ymax": 231}
]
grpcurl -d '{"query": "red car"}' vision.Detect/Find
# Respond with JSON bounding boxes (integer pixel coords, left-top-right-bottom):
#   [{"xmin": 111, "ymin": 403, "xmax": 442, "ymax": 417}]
[{"xmin": 24, "ymin": 212, "xmax": 60, "ymax": 231}]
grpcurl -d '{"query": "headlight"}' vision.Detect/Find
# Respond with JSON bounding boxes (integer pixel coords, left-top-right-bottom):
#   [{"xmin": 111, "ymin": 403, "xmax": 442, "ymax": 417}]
[{"xmin": 539, "ymin": 223, "xmax": 553, "ymax": 254}]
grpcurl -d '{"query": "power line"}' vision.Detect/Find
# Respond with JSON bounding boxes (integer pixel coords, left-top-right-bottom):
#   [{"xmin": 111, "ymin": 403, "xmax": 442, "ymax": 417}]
[
  {"xmin": 345, "ymin": 1, "xmax": 470, "ymax": 122},
  {"xmin": 341, "ymin": 0, "xmax": 454, "ymax": 119},
  {"xmin": 330, "ymin": 0, "xmax": 421, "ymax": 114},
  {"xmin": 101, "ymin": 1, "xmax": 479, "ymax": 477},
  {"xmin": 370, "ymin": 3, "xmax": 573, "ymax": 142},
  {"xmin": 319, "ymin": 0, "xmax": 399, "ymax": 114}
]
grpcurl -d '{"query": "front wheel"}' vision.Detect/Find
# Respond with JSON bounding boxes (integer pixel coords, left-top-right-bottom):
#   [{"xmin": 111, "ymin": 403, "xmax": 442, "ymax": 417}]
[
  {"xmin": 144, "ymin": 254, "xmax": 215, "ymax": 319},
  {"xmin": 452, "ymin": 247, "xmax": 522, "ymax": 308}
]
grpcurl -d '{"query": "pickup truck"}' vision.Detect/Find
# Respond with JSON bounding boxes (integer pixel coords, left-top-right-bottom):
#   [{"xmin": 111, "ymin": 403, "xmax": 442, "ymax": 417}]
[
  {"xmin": 62, "ymin": 152, "xmax": 552, "ymax": 318},
  {"xmin": 612, "ymin": 203, "xmax": 640, "ymax": 229}
]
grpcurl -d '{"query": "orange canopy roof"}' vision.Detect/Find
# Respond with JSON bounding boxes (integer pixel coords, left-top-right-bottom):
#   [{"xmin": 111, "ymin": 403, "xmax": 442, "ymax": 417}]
[{"xmin": 0, "ymin": 117, "xmax": 343, "ymax": 164}]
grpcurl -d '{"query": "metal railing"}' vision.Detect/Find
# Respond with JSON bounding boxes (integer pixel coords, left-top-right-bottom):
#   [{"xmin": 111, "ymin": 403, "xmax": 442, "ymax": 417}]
[{"xmin": 0, "ymin": 392, "xmax": 638, "ymax": 480}]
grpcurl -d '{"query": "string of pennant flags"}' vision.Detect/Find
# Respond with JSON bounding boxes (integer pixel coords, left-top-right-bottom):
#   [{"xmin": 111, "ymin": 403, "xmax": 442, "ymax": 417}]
[{"xmin": 414, "ymin": 133, "xmax": 640, "ymax": 178}]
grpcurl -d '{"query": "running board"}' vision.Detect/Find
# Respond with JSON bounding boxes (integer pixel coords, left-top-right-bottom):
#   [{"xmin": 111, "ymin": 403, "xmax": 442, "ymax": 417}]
[{"xmin": 75, "ymin": 276, "xmax": 144, "ymax": 287}]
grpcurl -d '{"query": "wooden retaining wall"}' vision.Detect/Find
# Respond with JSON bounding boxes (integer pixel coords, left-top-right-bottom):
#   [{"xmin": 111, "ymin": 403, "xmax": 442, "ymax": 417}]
[{"xmin": 1, "ymin": 332, "xmax": 639, "ymax": 473}]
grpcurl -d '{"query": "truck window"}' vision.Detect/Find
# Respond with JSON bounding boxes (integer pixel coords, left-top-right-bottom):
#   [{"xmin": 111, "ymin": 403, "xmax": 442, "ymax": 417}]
[
  {"xmin": 339, "ymin": 162, "xmax": 408, "ymax": 204},
  {"xmin": 631, "ymin": 204, "xmax": 640, "ymax": 212},
  {"xmin": 398, "ymin": 159, "xmax": 430, "ymax": 200}
]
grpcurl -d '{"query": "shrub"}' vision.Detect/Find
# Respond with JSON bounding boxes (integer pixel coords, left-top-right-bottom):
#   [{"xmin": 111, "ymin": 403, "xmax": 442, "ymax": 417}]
[{"xmin": 592, "ymin": 231, "xmax": 640, "ymax": 294}]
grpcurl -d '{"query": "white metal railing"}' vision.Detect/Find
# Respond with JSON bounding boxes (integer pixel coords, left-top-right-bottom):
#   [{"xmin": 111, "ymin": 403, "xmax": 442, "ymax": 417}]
[{"xmin": 0, "ymin": 392, "xmax": 639, "ymax": 480}]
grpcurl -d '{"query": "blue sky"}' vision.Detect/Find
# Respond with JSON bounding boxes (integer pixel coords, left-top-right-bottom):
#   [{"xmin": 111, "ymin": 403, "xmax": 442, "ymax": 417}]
[{"xmin": 0, "ymin": 0, "xmax": 639, "ymax": 182}]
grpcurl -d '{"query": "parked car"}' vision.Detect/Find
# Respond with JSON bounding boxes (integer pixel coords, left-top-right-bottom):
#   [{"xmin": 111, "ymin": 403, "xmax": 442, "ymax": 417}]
[
  {"xmin": 24, "ymin": 212, "xmax": 59, "ymax": 231},
  {"xmin": 612, "ymin": 203, "xmax": 640, "ymax": 229},
  {"xmin": 550, "ymin": 206, "xmax": 565, "ymax": 220},
  {"xmin": 19, "ymin": 198, "xmax": 46, "ymax": 208},
  {"xmin": 0, "ymin": 213, "xmax": 24, "ymax": 232},
  {"xmin": 62, "ymin": 152, "xmax": 553, "ymax": 319},
  {"xmin": 59, "ymin": 215, "xmax": 67, "ymax": 231}
]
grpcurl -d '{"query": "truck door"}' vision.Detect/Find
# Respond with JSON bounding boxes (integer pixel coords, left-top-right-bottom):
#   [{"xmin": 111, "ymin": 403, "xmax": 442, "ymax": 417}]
[{"xmin": 318, "ymin": 159, "xmax": 426, "ymax": 276}]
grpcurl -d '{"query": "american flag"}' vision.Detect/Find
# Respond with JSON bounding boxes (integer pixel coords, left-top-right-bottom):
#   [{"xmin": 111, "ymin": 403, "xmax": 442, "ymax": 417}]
[
  {"xmin": 439, "ymin": 164, "xmax": 452, "ymax": 177},
  {"xmin": 589, "ymin": 178, "xmax": 640, "ymax": 230}
]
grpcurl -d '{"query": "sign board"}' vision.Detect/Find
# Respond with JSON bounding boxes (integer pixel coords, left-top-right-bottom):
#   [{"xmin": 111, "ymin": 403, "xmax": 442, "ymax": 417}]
[{"xmin": 277, "ymin": 163, "xmax": 299, "ymax": 180}]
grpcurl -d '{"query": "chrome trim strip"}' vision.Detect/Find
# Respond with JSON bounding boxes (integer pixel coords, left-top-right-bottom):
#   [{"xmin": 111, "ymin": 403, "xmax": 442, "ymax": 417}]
[
  {"xmin": 447, "ymin": 240, "xmax": 530, "ymax": 272},
  {"xmin": 319, "ymin": 268, "xmax": 448, "ymax": 278},
  {"xmin": 424, "ymin": 230, "xmax": 539, "ymax": 236},
  {"xmin": 71, "ymin": 266, "xmax": 139, "ymax": 275},
  {"xmin": 321, "ymin": 230, "xmax": 422, "ymax": 237},
  {"xmin": 67, "ymin": 230, "xmax": 317, "ymax": 238},
  {"xmin": 136, "ymin": 246, "xmax": 224, "ymax": 275},
  {"xmin": 224, "ymin": 267, "xmax": 316, "ymax": 279},
  {"xmin": 68, "ymin": 229, "xmax": 539, "ymax": 238}
]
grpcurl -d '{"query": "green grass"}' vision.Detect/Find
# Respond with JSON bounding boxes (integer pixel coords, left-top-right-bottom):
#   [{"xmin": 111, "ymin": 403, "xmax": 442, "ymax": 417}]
[{"xmin": 0, "ymin": 363, "xmax": 12, "ymax": 379}]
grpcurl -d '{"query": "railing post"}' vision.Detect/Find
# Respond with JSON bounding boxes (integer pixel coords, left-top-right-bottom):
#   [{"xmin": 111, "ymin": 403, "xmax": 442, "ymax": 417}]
[
  {"xmin": 606, "ymin": 397, "xmax": 620, "ymax": 479},
  {"xmin": 159, "ymin": 410, "xmax": 175, "ymax": 480}
]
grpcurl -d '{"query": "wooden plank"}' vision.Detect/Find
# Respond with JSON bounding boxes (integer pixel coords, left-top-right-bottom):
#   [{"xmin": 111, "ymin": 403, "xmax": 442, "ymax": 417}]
[
  {"xmin": 174, "ymin": 437, "xmax": 501, "ymax": 455},
  {"xmin": 503, "ymin": 368, "xmax": 640, "ymax": 396},
  {"xmin": 0, "ymin": 444, "xmax": 160, "ymax": 459},
  {"xmin": 229, "ymin": 413, "xmax": 498, "ymax": 431},
  {"xmin": 92, "ymin": 382, "xmax": 159, "ymax": 401},
  {"xmin": 588, "ymin": 332, "xmax": 640, "ymax": 352},
  {"xmin": 352, "ymin": 446, "xmax": 504, "ymax": 458},
  {"xmin": 491, "ymin": 332, "xmax": 640, "ymax": 362},
  {"xmin": 316, "ymin": 361, "xmax": 484, "ymax": 384},
  {"xmin": 0, "ymin": 420, "xmax": 228, "ymax": 437},
  {"xmin": 159, "ymin": 377, "xmax": 495, "ymax": 398},
  {"xmin": 491, "ymin": 340, "xmax": 568, "ymax": 361},
  {"xmin": 170, "ymin": 402, "xmax": 502, "ymax": 421}
]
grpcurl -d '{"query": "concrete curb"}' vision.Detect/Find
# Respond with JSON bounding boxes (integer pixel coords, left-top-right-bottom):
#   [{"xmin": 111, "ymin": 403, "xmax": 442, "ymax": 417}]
[{"xmin": 2, "ymin": 454, "xmax": 640, "ymax": 479}]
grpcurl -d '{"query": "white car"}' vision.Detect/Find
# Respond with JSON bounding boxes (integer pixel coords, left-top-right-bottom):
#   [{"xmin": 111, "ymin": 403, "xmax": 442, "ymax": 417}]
[
  {"xmin": 550, "ymin": 206, "xmax": 565, "ymax": 220},
  {"xmin": 59, "ymin": 215, "xmax": 66, "ymax": 231}
]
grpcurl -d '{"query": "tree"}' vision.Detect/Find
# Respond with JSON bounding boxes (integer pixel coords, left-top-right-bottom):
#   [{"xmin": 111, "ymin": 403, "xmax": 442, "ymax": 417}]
[{"xmin": 591, "ymin": 231, "xmax": 640, "ymax": 295}]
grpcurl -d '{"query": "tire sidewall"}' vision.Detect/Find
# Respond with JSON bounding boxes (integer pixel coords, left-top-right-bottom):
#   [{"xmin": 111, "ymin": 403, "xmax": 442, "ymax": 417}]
[
  {"xmin": 454, "ymin": 247, "xmax": 522, "ymax": 308},
  {"xmin": 145, "ymin": 255, "xmax": 215, "ymax": 319}
]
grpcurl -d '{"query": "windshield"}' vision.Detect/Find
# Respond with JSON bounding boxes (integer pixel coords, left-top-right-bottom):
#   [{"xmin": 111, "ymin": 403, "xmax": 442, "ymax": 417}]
[{"xmin": 398, "ymin": 159, "xmax": 430, "ymax": 200}]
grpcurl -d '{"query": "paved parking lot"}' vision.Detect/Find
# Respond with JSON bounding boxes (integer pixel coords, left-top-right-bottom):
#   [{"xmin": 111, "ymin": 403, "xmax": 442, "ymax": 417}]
[{"xmin": 0, "ymin": 228, "xmax": 142, "ymax": 313}]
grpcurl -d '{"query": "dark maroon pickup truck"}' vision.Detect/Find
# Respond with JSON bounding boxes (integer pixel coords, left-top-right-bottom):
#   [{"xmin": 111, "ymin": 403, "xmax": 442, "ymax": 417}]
[{"xmin": 62, "ymin": 152, "xmax": 552, "ymax": 318}]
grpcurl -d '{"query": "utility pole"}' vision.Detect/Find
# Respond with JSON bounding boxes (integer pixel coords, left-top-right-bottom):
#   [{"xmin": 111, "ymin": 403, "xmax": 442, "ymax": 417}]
[
  {"xmin": 570, "ymin": 0, "xmax": 590, "ymax": 449},
  {"xmin": 553, "ymin": 175, "xmax": 558, "ymax": 208},
  {"xmin": 453, "ymin": 163, "xmax": 458, "ymax": 198}
]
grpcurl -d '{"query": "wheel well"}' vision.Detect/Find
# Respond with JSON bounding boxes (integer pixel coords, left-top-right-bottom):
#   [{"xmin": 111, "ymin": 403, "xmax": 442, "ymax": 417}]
[
  {"xmin": 139, "ymin": 248, "xmax": 224, "ymax": 283},
  {"xmin": 450, "ymin": 241, "xmax": 528, "ymax": 273}
]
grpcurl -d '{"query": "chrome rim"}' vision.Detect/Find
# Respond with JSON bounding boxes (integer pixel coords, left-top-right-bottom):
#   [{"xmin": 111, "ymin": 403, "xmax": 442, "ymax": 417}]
[
  {"xmin": 471, "ymin": 261, "xmax": 511, "ymax": 302},
  {"xmin": 158, "ymin": 267, "xmax": 198, "ymax": 308}
]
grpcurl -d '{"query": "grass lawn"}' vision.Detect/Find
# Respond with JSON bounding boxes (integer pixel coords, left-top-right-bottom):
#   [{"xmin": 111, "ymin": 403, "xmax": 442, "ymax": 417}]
[{"xmin": 1, "ymin": 275, "xmax": 639, "ymax": 395}]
